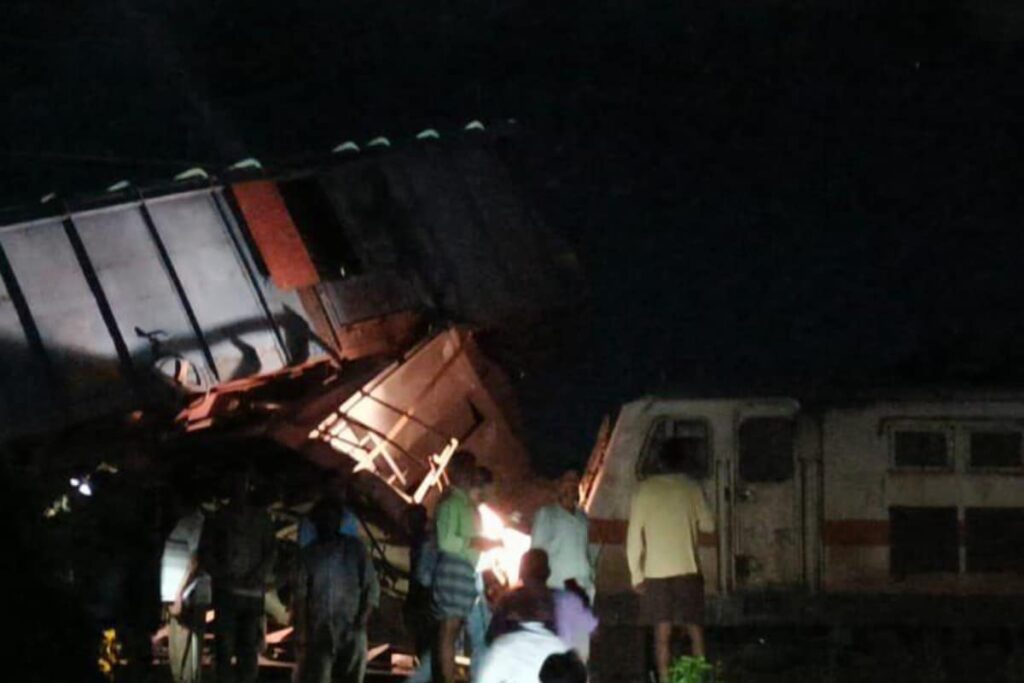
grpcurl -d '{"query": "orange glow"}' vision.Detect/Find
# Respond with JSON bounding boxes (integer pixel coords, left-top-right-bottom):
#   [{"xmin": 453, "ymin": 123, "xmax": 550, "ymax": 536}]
[{"xmin": 477, "ymin": 503, "xmax": 531, "ymax": 585}]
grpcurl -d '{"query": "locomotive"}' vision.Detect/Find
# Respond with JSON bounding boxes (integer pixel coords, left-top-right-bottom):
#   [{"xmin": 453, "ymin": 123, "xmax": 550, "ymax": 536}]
[{"xmin": 582, "ymin": 392, "xmax": 1024, "ymax": 627}]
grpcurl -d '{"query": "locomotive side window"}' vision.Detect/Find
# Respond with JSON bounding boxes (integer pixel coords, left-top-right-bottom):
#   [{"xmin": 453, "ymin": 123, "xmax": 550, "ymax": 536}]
[
  {"xmin": 965, "ymin": 508, "xmax": 1024, "ymax": 573},
  {"xmin": 738, "ymin": 417, "xmax": 795, "ymax": 482},
  {"xmin": 889, "ymin": 506, "xmax": 959, "ymax": 576},
  {"xmin": 892, "ymin": 430, "xmax": 950, "ymax": 469},
  {"xmin": 969, "ymin": 431, "xmax": 1022, "ymax": 469},
  {"xmin": 636, "ymin": 418, "xmax": 710, "ymax": 481}
]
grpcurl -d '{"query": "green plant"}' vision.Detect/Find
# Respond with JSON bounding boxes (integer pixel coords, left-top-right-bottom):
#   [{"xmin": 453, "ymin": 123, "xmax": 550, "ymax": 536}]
[{"xmin": 668, "ymin": 655, "xmax": 721, "ymax": 683}]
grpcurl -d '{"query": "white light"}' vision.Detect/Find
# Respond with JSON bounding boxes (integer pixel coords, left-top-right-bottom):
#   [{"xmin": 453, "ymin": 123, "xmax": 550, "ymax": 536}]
[
  {"xmin": 477, "ymin": 504, "xmax": 531, "ymax": 585},
  {"xmin": 78, "ymin": 482, "xmax": 93, "ymax": 497},
  {"xmin": 70, "ymin": 478, "xmax": 80, "ymax": 488}
]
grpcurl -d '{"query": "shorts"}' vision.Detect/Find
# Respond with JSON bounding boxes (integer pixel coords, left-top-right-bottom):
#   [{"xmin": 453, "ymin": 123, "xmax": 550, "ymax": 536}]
[
  {"xmin": 430, "ymin": 553, "xmax": 478, "ymax": 619},
  {"xmin": 641, "ymin": 574, "xmax": 705, "ymax": 626}
]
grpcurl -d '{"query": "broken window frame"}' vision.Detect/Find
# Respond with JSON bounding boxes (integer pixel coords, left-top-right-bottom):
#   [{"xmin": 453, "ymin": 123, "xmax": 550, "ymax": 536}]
[
  {"xmin": 277, "ymin": 175, "xmax": 364, "ymax": 281},
  {"xmin": 635, "ymin": 416, "xmax": 713, "ymax": 481}
]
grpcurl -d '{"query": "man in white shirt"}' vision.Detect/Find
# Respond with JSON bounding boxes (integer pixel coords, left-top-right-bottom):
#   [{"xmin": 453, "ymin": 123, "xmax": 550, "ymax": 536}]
[
  {"xmin": 160, "ymin": 496, "xmax": 208, "ymax": 683},
  {"xmin": 476, "ymin": 622, "xmax": 570, "ymax": 683},
  {"xmin": 530, "ymin": 471, "xmax": 595, "ymax": 600}
]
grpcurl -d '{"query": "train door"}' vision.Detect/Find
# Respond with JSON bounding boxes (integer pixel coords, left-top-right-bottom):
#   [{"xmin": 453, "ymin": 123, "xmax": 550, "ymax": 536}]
[{"xmin": 731, "ymin": 402, "xmax": 802, "ymax": 590}]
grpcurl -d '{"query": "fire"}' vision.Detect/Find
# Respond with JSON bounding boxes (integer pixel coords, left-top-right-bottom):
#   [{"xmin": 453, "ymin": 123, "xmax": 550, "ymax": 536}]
[{"xmin": 477, "ymin": 503, "xmax": 531, "ymax": 585}]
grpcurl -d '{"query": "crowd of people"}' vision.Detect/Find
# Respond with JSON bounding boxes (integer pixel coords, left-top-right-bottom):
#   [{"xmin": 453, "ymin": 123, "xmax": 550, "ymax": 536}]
[
  {"xmin": 160, "ymin": 470, "xmax": 379, "ymax": 683},
  {"xmin": 402, "ymin": 451, "xmax": 596, "ymax": 683},
  {"xmin": 159, "ymin": 437, "xmax": 713, "ymax": 683}
]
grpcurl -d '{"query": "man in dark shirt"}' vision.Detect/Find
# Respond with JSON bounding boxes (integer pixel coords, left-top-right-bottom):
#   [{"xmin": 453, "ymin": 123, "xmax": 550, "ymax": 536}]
[
  {"xmin": 488, "ymin": 549, "xmax": 556, "ymax": 642},
  {"xmin": 294, "ymin": 499, "xmax": 380, "ymax": 683},
  {"xmin": 540, "ymin": 652, "xmax": 588, "ymax": 683},
  {"xmin": 200, "ymin": 473, "xmax": 276, "ymax": 683},
  {"xmin": 403, "ymin": 505, "xmax": 435, "ymax": 683}
]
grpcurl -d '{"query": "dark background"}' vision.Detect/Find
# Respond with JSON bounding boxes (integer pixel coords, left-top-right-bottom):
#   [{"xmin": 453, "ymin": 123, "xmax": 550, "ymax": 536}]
[{"xmin": 4, "ymin": 0, "xmax": 1023, "ymax": 472}]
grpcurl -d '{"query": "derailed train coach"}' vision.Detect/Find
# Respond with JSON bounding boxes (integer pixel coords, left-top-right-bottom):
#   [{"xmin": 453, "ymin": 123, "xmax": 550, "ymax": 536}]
[
  {"xmin": 0, "ymin": 126, "xmax": 582, "ymax": 676},
  {"xmin": 0, "ymin": 121, "xmax": 583, "ymax": 583},
  {"xmin": 582, "ymin": 392, "xmax": 1024, "ymax": 631},
  {"xmin": 0, "ymin": 123, "xmax": 583, "ymax": 442}
]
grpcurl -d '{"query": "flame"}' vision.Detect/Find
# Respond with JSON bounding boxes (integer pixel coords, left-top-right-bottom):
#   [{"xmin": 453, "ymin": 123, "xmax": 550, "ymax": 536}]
[{"xmin": 476, "ymin": 503, "xmax": 531, "ymax": 585}]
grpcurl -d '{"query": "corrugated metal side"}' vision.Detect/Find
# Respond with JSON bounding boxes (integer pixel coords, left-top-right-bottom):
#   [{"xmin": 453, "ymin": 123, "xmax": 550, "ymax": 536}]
[
  {"xmin": 147, "ymin": 192, "xmax": 289, "ymax": 380},
  {"xmin": 74, "ymin": 205, "xmax": 207, "ymax": 379},
  {"xmin": 0, "ymin": 189, "xmax": 326, "ymax": 438},
  {"xmin": 0, "ymin": 218, "xmax": 128, "ymax": 420}
]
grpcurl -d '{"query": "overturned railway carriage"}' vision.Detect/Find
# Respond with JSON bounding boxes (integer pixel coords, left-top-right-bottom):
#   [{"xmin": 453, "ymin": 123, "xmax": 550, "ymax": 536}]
[
  {"xmin": 0, "ymin": 123, "xmax": 581, "ymax": 566},
  {"xmin": 0, "ymin": 129, "xmax": 581, "ymax": 677},
  {"xmin": 0, "ymin": 125, "xmax": 582, "ymax": 442},
  {"xmin": 583, "ymin": 394, "xmax": 1024, "ymax": 633}
]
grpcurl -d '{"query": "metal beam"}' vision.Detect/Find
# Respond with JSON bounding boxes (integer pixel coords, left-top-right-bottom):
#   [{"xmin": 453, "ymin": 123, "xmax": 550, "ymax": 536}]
[
  {"xmin": 0, "ymin": 241, "xmax": 55, "ymax": 377},
  {"xmin": 137, "ymin": 193, "xmax": 221, "ymax": 383},
  {"xmin": 61, "ymin": 215, "xmax": 139, "ymax": 390},
  {"xmin": 210, "ymin": 188, "xmax": 291, "ymax": 365}
]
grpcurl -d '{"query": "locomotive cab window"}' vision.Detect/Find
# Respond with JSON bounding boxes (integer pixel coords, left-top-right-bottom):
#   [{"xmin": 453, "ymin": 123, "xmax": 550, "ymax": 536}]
[
  {"xmin": 969, "ymin": 431, "xmax": 1022, "ymax": 470},
  {"xmin": 637, "ymin": 418, "xmax": 710, "ymax": 481},
  {"xmin": 891, "ymin": 430, "xmax": 950, "ymax": 469},
  {"xmin": 738, "ymin": 417, "xmax": 795, "ymax": 482}
]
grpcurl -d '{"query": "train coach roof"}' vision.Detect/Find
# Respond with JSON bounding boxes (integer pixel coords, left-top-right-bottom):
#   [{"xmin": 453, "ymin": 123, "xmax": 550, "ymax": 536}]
[
  {"xmin": 0, "ymin": 120, "xmax": 519, "ymax": 227},
  {"xmin": 628, "ymin": 384, "xmax": 1024, "ymax": 411}
]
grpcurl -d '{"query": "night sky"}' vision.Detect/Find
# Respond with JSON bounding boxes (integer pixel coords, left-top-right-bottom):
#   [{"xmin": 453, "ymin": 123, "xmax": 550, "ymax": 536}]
[{"xmin": 4, "ymin": 1, "xmax": 1024, "ymax": 472}]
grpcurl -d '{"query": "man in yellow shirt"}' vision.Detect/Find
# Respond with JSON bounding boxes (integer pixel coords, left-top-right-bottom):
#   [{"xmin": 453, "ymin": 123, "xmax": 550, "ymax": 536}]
[{"xmin": 626, "ymin": 438, "xmax": 715, "ymax": 682}]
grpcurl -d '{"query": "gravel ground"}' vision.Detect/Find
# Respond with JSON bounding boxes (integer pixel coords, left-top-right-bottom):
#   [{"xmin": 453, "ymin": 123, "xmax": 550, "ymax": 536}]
[{"xmin": 592, "ymin": 624, "xmax": 1024, "ymax": 683}]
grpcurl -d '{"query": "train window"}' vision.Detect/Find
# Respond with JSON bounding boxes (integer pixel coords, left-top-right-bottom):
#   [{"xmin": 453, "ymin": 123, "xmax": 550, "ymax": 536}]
[
  {"xmin": 965, "ymin": 508, "xmax": 1024, "ymax": 573},
  {"xmin": 969, "ymin": 431, "xmax": 1022, "ymax": 469},
  {"xmin": 889, "ymin": 506, "xmax": 959, "ymax": 576},
  {"xmin": 636, "ymin": 418, "xmax": 710, "ymax": 481},
  {"xmin": 892, "ymin": 430, "xmax": 950, "ymax": 469},
  {"xmin": 738, "ymin": 418, "xmax": 795, "ymax": 482},
  {"xmin": 278, "ymin": 176, "xmax": 363, "ymax": 279}
]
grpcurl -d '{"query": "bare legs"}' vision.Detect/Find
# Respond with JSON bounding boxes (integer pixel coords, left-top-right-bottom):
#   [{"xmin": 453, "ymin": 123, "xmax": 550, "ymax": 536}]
[
  {"xmin": 654, "ymin": 622, "xmax": 673, "ymax": 683},
  {"xmin": 654, "ymin": 622, "xmax": 706, "ymax": 682},
  {"xmin": 433, "ymin": 617, "xmax": 463, "ymax": 683},
  {"xmin": 685, "ymin": 624, "xmax": 706, "ymax": 658}
]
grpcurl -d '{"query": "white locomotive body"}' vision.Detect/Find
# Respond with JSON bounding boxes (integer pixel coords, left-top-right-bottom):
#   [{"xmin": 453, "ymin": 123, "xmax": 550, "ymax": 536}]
[{"xmin": 582, "ymin": 392, "xmax": 1024, "ymax": 626}]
